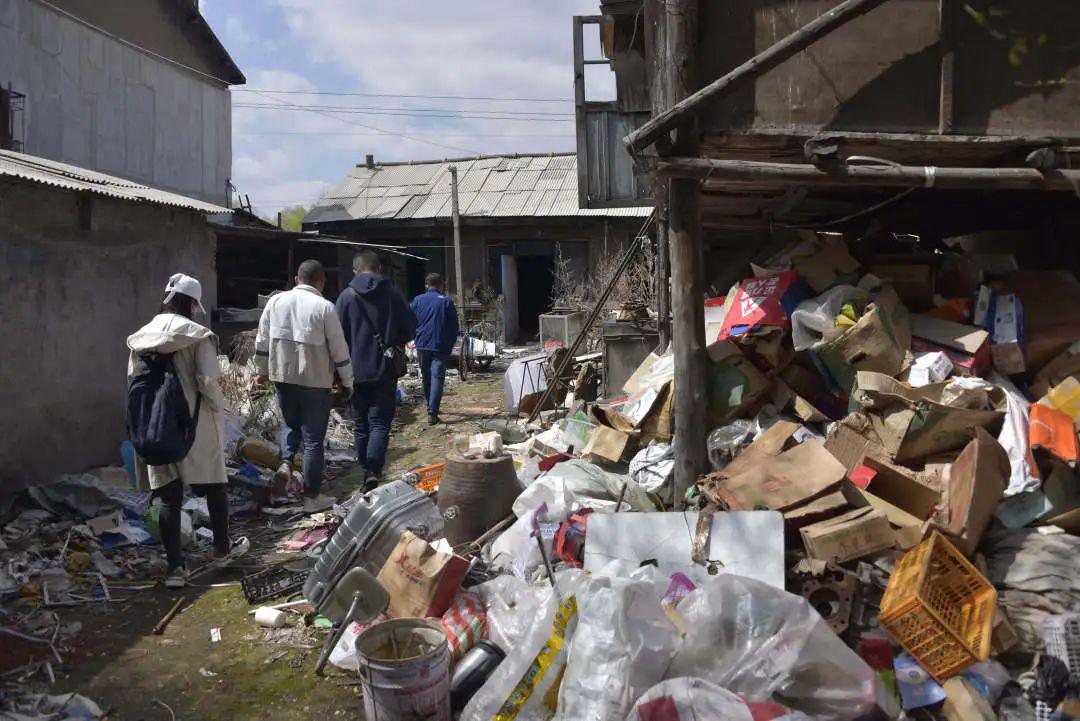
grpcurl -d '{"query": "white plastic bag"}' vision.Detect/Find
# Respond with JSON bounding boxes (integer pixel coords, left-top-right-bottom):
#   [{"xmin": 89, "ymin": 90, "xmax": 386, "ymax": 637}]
[
  {"xmin": 461, "ymin": 570, "xmax": 586, "ymax": 721},
  {"xmin": 989, "ymin": 371, "xmax": 1041, "ymax": 496},
  {"xmin": 667, "ymin": 574, "xmax": 892, "ymax": 721},
  {"xmin": 790, "ymin": 285, "xmax": 866, "ymax": 351},
  {"xmin": 628, "ymin": 443, "xmax": 676, "ymax": 503},
  {"xmin": 555, "ymin": 566, "xmax": 678, "ymax": 721},
  {"xmin": 511, "ymin": 460, "xmax": 652, "ymax": 517},
  {"xmin": 474, "ymin": 574, "xmax": 551, "ymax": 650},
  {"xmin": 626, "ymin": 678, "xmax": 813, "ymax": 721}
]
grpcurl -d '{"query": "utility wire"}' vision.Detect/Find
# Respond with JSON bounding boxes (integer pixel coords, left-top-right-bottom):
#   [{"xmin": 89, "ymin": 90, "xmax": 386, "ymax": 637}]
[
  {"xmin": 241, "ymin": 89, "xmax": 481, "ymax": 155},
  {"xmin": 233, "ymin": 88, "xmax": 571, "ymax": 103},
  {"xmin": 233, "ymin": 102, "xmax": 572, "ymax": 117},
  {"xmin": 238, "ymin": 131, "xmax": 574, "ymax": 138},
  {"xmin": 233, "ymin": 105, "xmax": 573, "ymax": 123}
]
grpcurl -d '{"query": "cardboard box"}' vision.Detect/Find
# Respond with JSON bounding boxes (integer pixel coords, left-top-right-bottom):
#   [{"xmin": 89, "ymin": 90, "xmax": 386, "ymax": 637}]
[
  {"xmin": 942, "ymin": 678, "xmax": 996, "ymax": 721},
  {"xmin": 990, "ymin": 293, "xmax": 1025, "ymax": 375},
  {"xmin": 583, "ymin": 425, "xmax": 631, "ymax": 463},
  {"xmin": 818, "ymin": 286, "xmax": 912, "ymax": 394},
  {"xmin": 783, "ymin": 490, "xmax": 849, "ymax": 528},
  {"xmin": 866, "ymin": 263, "xmax": 935, "ymax": 309},
  {"xmin": 910, "ymin": 314, "xmax": 991, "ymax": 377},
  {"xmin": 377, "ymin": 531, "xmax": 469, "ymax": 619},
  {"xmin": 852, "ymin": 371, "xmax": 1007, "ymax": 462},
  {"xmin": 844, "ymin": 483, "xmax": 926, "ymax": 549},
  {"xmin": 908, "ymin": 351, "xmax": 953, "ymax": 387},
  {"xmin": 710, "ymin": 439, "xmax": 847, "ymax": 512},
  {"xmin": 705, "ymin": 340, "xmax": 772, "ymax": 424},
  {"xmin": 928, "ymin": 428, "xmax": 1009, "ymax": 557},
  {"xmin": 800, "ymin": 506, "xmax": 894, "ymax": 562},
  {"xmin": 791, "ymin": 235, "xmax": 860, "ymax": 293},
  {"xmin": 718, "ymin": 271, "xmax": 806, "ymax": 340},
  {"xmin": 1032, "ymin": 340, "xmax": 1080, "ymax": 397}
]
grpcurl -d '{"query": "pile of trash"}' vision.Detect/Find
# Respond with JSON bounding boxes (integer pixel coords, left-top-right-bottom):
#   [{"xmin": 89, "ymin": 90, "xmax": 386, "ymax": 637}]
[{"xmin": 286, "ymin": 230, "xmax": 1080, "ymax": 721}]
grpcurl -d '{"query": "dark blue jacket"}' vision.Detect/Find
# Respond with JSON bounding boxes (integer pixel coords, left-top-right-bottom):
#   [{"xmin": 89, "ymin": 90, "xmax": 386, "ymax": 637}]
[
  {"xmin": 335, "ymin": 274, "xmax": 415, "ymax": 384},
  {"xmin": 411, "ymin": 288, "xmax": 459, "ymax": 356}
]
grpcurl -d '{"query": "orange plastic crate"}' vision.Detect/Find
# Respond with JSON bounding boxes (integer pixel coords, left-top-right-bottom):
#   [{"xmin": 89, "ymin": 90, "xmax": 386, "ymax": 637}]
[
  {"xmin": 879, "ymin": 531, "xmax": 997, "ymax": 682},
  {"xmin": 407, "ymin": 462, "xmax": 445, "ymax": 494}
]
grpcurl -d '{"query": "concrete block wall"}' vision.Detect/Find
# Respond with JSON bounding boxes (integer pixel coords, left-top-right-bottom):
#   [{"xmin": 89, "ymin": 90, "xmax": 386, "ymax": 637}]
[{"xmin": 0, "ymin": 179, "xmax": 217, "ymax": 492}]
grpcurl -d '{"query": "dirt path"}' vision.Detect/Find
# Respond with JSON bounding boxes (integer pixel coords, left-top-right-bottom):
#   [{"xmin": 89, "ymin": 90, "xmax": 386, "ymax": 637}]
[{"xmin": 26, "ymin": 369, "xmax": 507, "ymax": 720}]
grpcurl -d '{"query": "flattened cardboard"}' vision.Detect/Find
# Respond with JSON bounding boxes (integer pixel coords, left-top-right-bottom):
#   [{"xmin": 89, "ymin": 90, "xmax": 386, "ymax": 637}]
[
  {"xmin": 712, "ymin": 439, "xmax": 847, "ymax": 512},
  {"xmin": 783, "ymin": 490, "xmax": 849, "ymax": 527},
  {"xmin": 910, "ymin": 314, "xmax": 991, "ymax": 377},
  {"xmin": 843, "ymin": 483, "xmax": 926, "ymax": 550},
  {"xmin": 800, "ymin": 506, "xmax": 894, "ymax": 562},
  {"xmin": 583, "ymin": 425, "xmax": 631, "ymax": 463},
  {"xmin": 705, "ymin": 340, "xmax": 772, "ymax": 424},
  {"xmin": 867, "ymin": 263, "xmax": 935, "ymax": 309},
  {"xmin": 1032, "ymin": 340, "xmax": 1080, "ymax": 397},
  {"xmin": 792, "ymin": 236, "xmax": 860, "ymax": 293},
  {"xmin": 852, "ymin": 371, "xmax": 1006, "ymax": 462},
  {"xmin": 928, "ymin": 428, "xmax": 1009, "ymax": 557},
  {"xmin": 942, "ymin": 678, "xmax": 996, "ymax": 721}
]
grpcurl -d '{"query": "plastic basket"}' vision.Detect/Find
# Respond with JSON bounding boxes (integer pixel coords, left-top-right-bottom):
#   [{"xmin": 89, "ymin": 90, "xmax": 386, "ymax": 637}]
[
  {"xmin": 1044, "ymin": 613, "xmax": 1080, "ymax": 683},
  {"xmin": 241, "ymin": 564, "xmax": 311, "ymax": 605},
  {"xmin": 879, "ymin": 531, "xmax": 997, "ymax": 682},
  {"xmin": 402, "ymin": 462, "xmax": 446, "ymax": 494}
]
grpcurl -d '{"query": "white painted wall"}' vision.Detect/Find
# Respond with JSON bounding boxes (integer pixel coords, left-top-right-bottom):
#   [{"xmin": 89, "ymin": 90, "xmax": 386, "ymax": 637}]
[{"xmin": 0, "ymin": 0, "xmax": 231, "ymax": 204}]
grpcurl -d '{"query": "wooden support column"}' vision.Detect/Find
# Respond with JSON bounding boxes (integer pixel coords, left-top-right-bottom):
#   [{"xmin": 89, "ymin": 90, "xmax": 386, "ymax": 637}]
[
  {"xmin": 938, "ymin": 0, "xmax": 955, "ymax": 134},
  {"xmin": 646, "ymin": 0, "xmax": 672, "ymax": 351},
  {"xmin": 663, "ymin": 0, "xmax": 707, "ymax": 508}
]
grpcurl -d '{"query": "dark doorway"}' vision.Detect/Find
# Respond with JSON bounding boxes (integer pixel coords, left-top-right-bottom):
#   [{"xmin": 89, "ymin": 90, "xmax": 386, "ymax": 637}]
[{"xmin": 516, "ymin": 254, "xmax": 555, "ymax": 340}]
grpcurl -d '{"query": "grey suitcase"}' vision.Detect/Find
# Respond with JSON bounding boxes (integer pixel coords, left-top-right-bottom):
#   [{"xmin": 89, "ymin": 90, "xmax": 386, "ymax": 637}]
[{"xmin": 304, "ymin": 480, "xmax": 444, "ymax": 612}]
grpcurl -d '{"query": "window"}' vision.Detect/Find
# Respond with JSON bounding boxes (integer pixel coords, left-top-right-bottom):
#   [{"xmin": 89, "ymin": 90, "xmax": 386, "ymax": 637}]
[{"xmin": 0, "ymin": 85, "xmax": 26, "ymax": 152}]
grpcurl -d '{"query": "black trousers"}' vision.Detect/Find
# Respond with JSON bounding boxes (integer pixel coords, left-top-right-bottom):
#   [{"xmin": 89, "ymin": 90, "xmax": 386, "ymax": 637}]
[{"xmin": 152, "ymin": 479, "xmax": 229, "ymax": 570}]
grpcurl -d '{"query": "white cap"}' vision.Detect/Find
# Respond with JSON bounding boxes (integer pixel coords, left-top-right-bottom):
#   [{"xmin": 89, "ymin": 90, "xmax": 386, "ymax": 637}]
[{"xmin": 163, "ymin": 273, "xmax": 207, "ymax": 315}]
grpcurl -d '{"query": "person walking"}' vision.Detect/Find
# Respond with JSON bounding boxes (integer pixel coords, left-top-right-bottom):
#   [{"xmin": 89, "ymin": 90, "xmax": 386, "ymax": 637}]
[
  {"xmin": 411, "ymin": 273, "xmax": 459, "ymax": 425},
  {"xmin": 255, "ymin": 260, "xmax": 353, "ymax": 506},
  {"xmin": 127, "ymin": 273, "xmax": 232, "ymax": 588},
  {"xmin": 336, "ymin": 250, "xmax": 415, "ymax": 487}
]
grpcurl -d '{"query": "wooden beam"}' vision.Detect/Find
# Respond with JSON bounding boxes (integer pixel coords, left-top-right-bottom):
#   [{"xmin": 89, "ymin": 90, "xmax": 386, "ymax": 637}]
[
  {"xmin": 657, "ymin": 156, "xmax": 1080, "ymax": 191},
  {"xmin": 662, "ymin": 0, "xmax": 707, "ymax": 509},
  {"xmin": 938, "ymin": 0, "xmax": 955, "ymax": 134},
  {"xmin": 647, "ymin": 0, "xmax": 671, "ymax": 351},
  {"xmin": 625, "ymin": 0, "xmax": 893, "ymax": 153}
]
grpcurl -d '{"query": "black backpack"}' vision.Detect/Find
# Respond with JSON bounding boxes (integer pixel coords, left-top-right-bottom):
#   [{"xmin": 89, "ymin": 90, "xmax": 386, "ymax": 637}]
[{"xmin": 126, "ymin": 352, "xmax": 201, "ymax": 466}]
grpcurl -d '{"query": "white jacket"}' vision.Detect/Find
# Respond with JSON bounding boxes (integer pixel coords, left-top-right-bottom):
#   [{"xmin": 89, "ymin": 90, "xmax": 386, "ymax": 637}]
[
  {"xmin": 127, "ymin": 313, "xmax": 228, "ymax": 490},
  {"xmin": 255, "ymin": 285, "xmax": 354, "ymax": 389}
]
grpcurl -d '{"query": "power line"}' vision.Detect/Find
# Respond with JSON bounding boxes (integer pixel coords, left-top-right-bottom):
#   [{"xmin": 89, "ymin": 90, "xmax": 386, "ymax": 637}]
[
  {"xmin": 233, "ymin": 105, "xmax": 574, "ymax": 122},
  {"xmin": 234, "ymin": 88, "xmax": 571, "ymax": 103},
  {"xmin": 238, "ymin": 131, "xmax": 574, "ymax": 137},
  {"xmin": 234, "ymin": 102, "xmax": 571, "ymax": 117},
  {"xmin": 240, "ymin": 89, "xmax": 480, "ymax": 155}
]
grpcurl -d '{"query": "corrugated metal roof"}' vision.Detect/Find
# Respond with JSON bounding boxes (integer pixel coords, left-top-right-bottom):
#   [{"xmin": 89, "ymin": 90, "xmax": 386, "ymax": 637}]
[
  {"xmin": 0, "ymin": 148, "xmax": 230, "ymax": 213},
  {"xmin": 304, "ymin": 153, "xmax": 651, "ymax": 224}
]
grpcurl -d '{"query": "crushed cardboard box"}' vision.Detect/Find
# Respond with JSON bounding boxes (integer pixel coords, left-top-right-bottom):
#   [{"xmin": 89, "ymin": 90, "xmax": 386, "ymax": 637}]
[
  {"xmin": 817, "ymin": 285, "xmax": 912, "ymax": 395},
  {"xmin": 800, "ymin": 506, "xmax": 893, "ymax": 562}
]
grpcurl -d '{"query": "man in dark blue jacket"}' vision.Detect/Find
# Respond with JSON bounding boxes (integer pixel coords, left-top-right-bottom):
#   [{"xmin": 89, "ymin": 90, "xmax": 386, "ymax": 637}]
[
  {"xmin": 336, "ymin": 250, "xmax": 415, "ymax": 486},
  {"xmin": 411, "ymin": 273, "xmax": 459, "ymax": 425}
]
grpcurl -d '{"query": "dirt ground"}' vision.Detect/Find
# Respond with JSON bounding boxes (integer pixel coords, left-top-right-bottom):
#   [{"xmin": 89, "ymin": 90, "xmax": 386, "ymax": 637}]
[{"xmin": 6, "ymin": 368, "xmax": 507, "ymax": 720}]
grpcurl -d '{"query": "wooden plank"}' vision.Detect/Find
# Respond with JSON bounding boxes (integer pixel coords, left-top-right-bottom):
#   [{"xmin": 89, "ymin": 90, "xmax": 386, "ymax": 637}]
[
  {"xmin": 625, "ymin": 0, "xmax": 894, "ymax": 153},
  {"xmin": 647, "ymin": 0, "xmax": 671, "ymax": 350},
  {"xmin": 657, "ymin": 156, "xmax": 1080, "ymax": 191}
]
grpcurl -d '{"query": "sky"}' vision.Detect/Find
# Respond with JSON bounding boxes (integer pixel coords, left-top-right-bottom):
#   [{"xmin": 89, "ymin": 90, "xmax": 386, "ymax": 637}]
[{"xmin": 198, "ymin": 1, "xmax": 615, "ymax": 218}]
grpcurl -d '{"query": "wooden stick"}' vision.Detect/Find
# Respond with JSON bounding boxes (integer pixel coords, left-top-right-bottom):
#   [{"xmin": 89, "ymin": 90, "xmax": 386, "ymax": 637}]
[
  {"xmin": 625, "ymin": 0, "xmax": 893, "ymax": 153},
  {"xmin": 152, "ymin": 597, "xmax": 185, "ymax": 636},
  {"xmin": 655, "ymin": 156, "xmax": 1080, "ymax": 191}
]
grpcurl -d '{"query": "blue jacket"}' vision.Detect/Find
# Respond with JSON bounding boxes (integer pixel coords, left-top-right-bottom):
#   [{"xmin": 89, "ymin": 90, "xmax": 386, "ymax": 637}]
[
  {"xmin": 411, "ymin": 288, "xmax": 459, "ymax": 355},
  {"xmin": 335, "ymin": 274, "xmax": 415, "ymax": 384}
]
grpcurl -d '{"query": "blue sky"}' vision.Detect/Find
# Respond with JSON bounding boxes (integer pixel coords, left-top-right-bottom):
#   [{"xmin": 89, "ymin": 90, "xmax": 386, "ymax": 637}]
[{"xmin": 199, "ymin": 1, "xmax": 614, "ymax": 217}]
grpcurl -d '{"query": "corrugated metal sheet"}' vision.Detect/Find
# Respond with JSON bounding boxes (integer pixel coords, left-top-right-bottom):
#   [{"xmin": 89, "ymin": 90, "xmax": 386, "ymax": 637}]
[
  {"xmin": 0, "ymin": 148, "xmax": 230, "ymax": 213},
  {"xmin": 305, "ymin": 153, "xmax": 651, "ymax": 224}
]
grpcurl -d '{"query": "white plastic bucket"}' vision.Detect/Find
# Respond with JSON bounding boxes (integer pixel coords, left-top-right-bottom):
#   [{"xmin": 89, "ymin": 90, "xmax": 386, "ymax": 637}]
[{"xmin": 355, "ymin": 618, "xmax": 451, "ymax": 721}]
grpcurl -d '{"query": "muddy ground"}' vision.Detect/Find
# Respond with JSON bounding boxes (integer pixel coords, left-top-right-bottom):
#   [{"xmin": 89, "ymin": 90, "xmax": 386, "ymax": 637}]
[{"xmin": 4, "ymin": 368, "xmax": 507, "ymax": 720}]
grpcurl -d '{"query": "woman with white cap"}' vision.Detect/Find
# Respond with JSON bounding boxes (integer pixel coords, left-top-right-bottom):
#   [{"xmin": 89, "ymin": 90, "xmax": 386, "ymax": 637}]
[{"xmin": 126, "ymin": 273, "xmax": 232, "ymax": 588}]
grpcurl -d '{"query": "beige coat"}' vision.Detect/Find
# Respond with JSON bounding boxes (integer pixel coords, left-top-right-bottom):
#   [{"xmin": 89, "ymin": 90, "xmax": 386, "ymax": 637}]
[{"xmin": 127, "ymin": 313, "xmax": 228, "ymax": 490}]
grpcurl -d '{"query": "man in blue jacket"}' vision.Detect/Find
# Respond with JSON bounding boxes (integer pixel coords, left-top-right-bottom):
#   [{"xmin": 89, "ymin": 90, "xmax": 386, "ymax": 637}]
[
  {"xmin": 411, "ymin": 273, "xmax": 459, "ymax": 425},
  {"xmin": 336, "ymin": 251, "xmax": 416, "ymax": 486}
]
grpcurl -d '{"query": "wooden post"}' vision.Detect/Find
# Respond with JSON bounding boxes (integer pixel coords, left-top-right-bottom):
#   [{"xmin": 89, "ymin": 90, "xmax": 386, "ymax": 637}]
[
  {"xmin": 626, "ymin": 0, "xmax": 893, "ymax": 153},
  {"xmin": 449, "ymin": 165, "xmax": 465, "ymax": 308},
  {"xmin": 647, "ymin": 0, "xmax": 672, "ymax": 352},
  {"xmin": 655, "ymin": 185, "xmax": 671, "ymax": 350},
  {"xmin": 663, "ymin": 0, "xmax": 707, "ymax": 509},
  {"xmin": 938, "ymin": 0, "xmax": 955, "ymax": 134}
]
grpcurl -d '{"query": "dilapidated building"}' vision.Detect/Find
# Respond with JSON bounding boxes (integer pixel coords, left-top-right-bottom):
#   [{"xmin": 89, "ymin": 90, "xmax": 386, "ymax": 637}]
[{"xmin": 303, "ymin": 153, "xmax": 651, "ymax": 342}]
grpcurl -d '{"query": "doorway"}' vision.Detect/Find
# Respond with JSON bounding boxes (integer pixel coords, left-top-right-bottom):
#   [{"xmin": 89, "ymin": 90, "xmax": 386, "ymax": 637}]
[{"xmin": 516, "ymin": 254, "xmax": 555, "ymax": 341}]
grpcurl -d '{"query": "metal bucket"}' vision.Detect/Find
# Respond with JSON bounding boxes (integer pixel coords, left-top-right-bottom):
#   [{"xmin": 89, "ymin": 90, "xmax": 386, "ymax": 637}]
[{"xmin": 355, "ymin": 618, "xmax": 451, "ymax": 721}]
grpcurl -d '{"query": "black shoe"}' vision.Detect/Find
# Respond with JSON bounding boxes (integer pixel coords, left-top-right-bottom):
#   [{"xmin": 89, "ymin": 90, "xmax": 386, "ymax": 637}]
[
  {"xmin": 427, "ymin": 413, "xmax": 440, "ymax": 426},
  {"xmin": 362, "ymin": 470, "xmax": 380, "ymax": 491}
]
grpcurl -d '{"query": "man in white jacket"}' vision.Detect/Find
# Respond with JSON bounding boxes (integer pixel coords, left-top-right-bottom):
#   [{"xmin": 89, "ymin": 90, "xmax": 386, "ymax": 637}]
[{"xmin": 255, "ymin": 260, "xmax": 353, "ymax": 499}]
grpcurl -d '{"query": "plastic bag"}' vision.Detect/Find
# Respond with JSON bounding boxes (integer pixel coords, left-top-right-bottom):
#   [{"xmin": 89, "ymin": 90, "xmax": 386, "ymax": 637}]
[
  {"xmin": 474, "ymin": 574, "xmax": 551, "ymax": 650},
  {"xmin": 790, "ymin": 285, "xmax": 866, "ymax": 351},
  {"xmin": 628, "ymin": 443, "xmax": 675, "ymax": 503},
  {"xmin": 511, "ymin": 460, "xmax": 652, "ymax": 517},
  {"xmin": 666, "ymin": 574, "xmax": 892, "ymax": 721},
  {"xmin": 555, "ymin": 566, "xmax": 679, "ymax": 721},
  {"xmin": 706, "ymin": 420, "xmax": 757, "ymax": 471},
  {"xmin": 626, "ymin": 678, "xmax": 813, "ymax": 721},
  {"xmin": 989, "ymin": 371, "xmax": 1041, "ymax": 496},
  {"xmin": 327, "ymin": 614, "xmax": 388, "ymax": 671},
  {"xmin": 441, "ymin": 591, "xmax": 487, "ymax": 661},
  {"xmin": 461, "ymin": 570, "xmax": 586, "ymax": 721}
]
